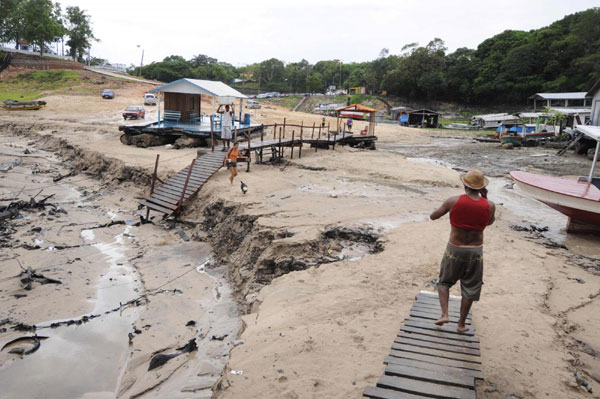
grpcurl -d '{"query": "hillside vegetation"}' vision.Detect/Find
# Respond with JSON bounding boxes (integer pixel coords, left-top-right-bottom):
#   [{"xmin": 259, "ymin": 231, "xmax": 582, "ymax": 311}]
[{"xmin": 0, "ymin": 70, "xmax": 80, "ymax": 101}]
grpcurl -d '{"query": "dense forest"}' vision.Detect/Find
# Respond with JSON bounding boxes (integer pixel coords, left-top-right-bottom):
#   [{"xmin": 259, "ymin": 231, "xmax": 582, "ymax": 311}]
[
  {"xmin": 130, "ymin": 8, "xmax": 600, "ymax": 105},
  {"xmin": 0, "ymin": 0, "xmax": 95, "ymax": 61}
]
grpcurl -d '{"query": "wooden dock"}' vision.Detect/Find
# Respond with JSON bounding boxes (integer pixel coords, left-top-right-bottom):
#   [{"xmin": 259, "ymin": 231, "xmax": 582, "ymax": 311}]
[
  {"xmin": 137, "ymin": 121, "xmax": 378, "ymax": 217},
  {"xmin": 363, "ymin": 291, "xmax": 483, "ymax": 399},
  {"xmin": 139, "ymin": 151, "xmax": 224, "ymax": 217}
]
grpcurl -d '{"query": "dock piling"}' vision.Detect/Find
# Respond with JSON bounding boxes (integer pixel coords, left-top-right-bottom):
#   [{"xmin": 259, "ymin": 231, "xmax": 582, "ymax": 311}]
[
  {"xmin": 290, "ymin": 130, "xmax": 295, "ymax": 159},
  {"xmin": 146, "ymin": 154, "xmax": 160, "ymax": 221},
  {"xmin": 178, "ymin": 158, "xmax": 195, "ymax": 213}
]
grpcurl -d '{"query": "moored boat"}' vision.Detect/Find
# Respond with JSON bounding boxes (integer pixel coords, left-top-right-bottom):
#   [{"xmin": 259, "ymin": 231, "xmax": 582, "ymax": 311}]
[
  {"xmin": 1, "ymin": 100, "xmax": 46, "ymax": 110},
  {"xmin": 510, "ymin": 125, "xmax": 600, "ymax": 233}
]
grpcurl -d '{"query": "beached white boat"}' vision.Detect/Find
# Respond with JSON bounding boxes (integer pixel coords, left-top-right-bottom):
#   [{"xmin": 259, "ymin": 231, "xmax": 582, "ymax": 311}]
[{"xmin": 510, "ymin": 125, "xmax": 600, "ymax": 233}]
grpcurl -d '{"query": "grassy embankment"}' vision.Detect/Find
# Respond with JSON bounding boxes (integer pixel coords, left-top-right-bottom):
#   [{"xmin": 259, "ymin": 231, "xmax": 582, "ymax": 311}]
[{"xmin": 0, "ymin": 70, "xmax": 81, "ymax": 101}]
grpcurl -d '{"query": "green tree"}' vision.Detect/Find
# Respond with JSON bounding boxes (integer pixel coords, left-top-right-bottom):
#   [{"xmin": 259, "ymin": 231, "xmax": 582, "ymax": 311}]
[
  {"xmin": 306, "ymin": 72, "xmax": 326, "ymax": 93},
  {"xmin": 0, "ymin": 0, "xmax": 22, "ymax": 45},
  {"xmin": 258, "ymin": 58, "xmax": 285, "ymax": 88},
  {"xmin": 21, "ymin": 0, "xmax": 63, "ymax": 57},
  {"xmin": 64, "ymin": 6, "xmax": 96, "ymax": 62}
]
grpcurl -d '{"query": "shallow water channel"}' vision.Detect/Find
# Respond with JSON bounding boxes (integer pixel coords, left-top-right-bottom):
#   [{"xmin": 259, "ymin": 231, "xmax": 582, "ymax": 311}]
[{"xmin": 0, "ymin": 224, "xmax": 141, "ymax": 398}]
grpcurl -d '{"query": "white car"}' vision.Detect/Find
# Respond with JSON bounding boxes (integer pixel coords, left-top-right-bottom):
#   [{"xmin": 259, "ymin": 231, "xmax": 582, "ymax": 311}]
[
  {"xmin": 246, "ymin": 100, "xmax": 261, "ymax": 109},
  {"xmin": 144, "ymin": 93, "xmax": 157, "ymax": 105}
]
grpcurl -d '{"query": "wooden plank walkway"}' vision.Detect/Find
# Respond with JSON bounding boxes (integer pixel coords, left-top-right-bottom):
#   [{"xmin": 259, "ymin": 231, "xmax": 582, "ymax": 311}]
[
  {"xmin": 139, "ymin": 151, "xmax": 224, "ymax": 217},
  {"xmin": 237, "ymin": 132, "xmax": 355, "ymax": 152},
  {"xmin": 364, "ymin": 291, "xmax": 483, "ymax": 399}
]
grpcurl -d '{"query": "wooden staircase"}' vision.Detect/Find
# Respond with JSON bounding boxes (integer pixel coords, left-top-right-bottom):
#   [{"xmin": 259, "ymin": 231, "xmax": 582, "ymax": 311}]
[{"xmin": 139, "ymin": 151, "xmax": 224, "ymax": 217}]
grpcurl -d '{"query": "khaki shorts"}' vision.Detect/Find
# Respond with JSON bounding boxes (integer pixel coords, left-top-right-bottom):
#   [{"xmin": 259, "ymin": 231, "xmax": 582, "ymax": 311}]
[{"xmin": 437, "ymin": 243, "xmax": 483, "ymax": 301}]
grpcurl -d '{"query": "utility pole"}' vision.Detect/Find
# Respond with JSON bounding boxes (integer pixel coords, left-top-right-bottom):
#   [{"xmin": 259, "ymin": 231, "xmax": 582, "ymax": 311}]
[
  {"xmin": 339, "ymin": 60, "xmax": 342, "ymax": 91},
  {"xmin": 137, "ymin": 45, "xmax": 144, "ymax": 77}
]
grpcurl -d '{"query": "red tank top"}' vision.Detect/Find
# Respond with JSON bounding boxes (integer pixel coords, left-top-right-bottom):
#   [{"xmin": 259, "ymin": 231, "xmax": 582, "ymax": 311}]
[{"xmin": 450, "ymin": 195, "xmax": 490, "ymax": 231}]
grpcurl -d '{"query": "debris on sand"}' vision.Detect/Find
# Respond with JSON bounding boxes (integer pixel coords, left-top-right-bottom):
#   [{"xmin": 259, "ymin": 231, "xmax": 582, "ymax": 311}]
[
  {"xmin": 147, "ymin": 338, "xmax": 198, "ymax": 371},
  {"xmin": 19, "ymin": 267, "xmax": 62, "ymax": 290},
  {"xmin": 1, "ymin": 335, "xmax": 49, "ymax": 356},
  {"xmin": 0, "ymin": 157, "xmax": 21, "ymax": 172}
]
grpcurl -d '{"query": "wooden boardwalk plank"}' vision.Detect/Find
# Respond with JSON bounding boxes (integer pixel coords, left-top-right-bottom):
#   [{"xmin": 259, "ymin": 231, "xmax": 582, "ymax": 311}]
[
  {"xmin": 143, "ymin": 196, "xmax": 179, "ymax": 210},
  {"xmin": 382, "ymin": 357, "xmax": 483, "ymax": 380},
  {"xmin": 138, "ymin": 200, "xmax": 174, "ymax": 215},
  {"xmin": 399, "ymin": 325, "xmax": 479, "ymax": 343},
  {"xmin": 385, "ymin": 364, "xmax": 475, "ymax": 389},
  {"xmin": 376, "ymin": 375, "xmax": 476, "ymax": 399},
  {"xmin": 404, "ymin": 319, "xmax": 475, "ymax": 336},
  {"xmin": 396, "ymin": 332, "xmax": 480, "ymax": 350},
  {"xmin": 391, "ymin": 344, "xmax": 481, "ymax": 364},
  {"xmin": 393, "ymin": 337, "xmax": 480, "ymax": 356},
  {"xmin": 385, "ymin": 352, "xmax": 482, "ymax": 372},
  {"xmin": 363, "ymin": 386, "xmax": 430, "ymax": 399},
  {"xmin": 410, "ymin": 310, "xmax": 471, "ymax": 325},
  {"xmin": 147, "ymin": 192, "xmax": 180, "ymax": 205},
  {"xmin": 411, "ymin": 303, "xmax": 471, "ymax": 318}
]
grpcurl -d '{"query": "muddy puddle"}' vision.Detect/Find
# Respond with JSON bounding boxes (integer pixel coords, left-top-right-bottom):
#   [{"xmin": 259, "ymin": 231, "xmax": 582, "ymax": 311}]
[{"xmin": 0, "ymin": 136, "xmax": 241, "ymax": 398}]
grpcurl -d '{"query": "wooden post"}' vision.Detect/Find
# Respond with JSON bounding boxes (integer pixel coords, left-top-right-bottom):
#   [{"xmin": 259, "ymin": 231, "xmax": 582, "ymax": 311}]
[
  {"xmin": 278, "ymin": 130, "xmax": 283, "ymax": 161},
  {"xmin": 311, "ymin": 122, "xmax": 315, "ymax": 139},
  {"xmin": 178, "ymin": 159, "xmax": 195, "ymax": 213},
  {"xmin": 260, "ymin": 123, "xmax": 264, "ymax": 142},
  {"xmin": 234, "ymin": 126, "xmax": 238, "ymax": 143},
  {"xmin": 290, "ymin": 130, "xmax": 295, "ymax": 159},
  {"xmin": 299, "ymin": 128, "xmax": 303, "ymax": 158},
  {"xmin": 327, "ymin": 122, "xmax": 330, "ymax": 137},
  {"xmin": 315, "ymin": 127, "xmax": 319, "ymax": 153},
  {"xmin": 283, "ymin": 117, "xmax": 286, "ymax": 139},
  {"xmin": 209, "ymin": 115, "xmax": 214, "ymax": 151},
  {"xmin": 145, "ymin": 154, "xmax": 160, "ymax": 221},
  {"xmin": 247, "ymin": 126, "xmax": 251, "ymax": 163},
  {"xmin": 273, "ymin": 123, "xmax": 277, "ymax": 140},
  {"xmin": 327, "ymin": 125, "xmax": 330, "ymax": 150},
  {"xmin": 333, "ymin": 127, "xmax": 337, "ymax": 150},
  {"xmin": 343, "ymin": 122, "xmax": 346, "ymax": 141}
]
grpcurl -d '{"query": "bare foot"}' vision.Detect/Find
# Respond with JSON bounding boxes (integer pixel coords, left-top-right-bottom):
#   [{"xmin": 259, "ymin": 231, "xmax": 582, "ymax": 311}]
[
  {"xmin": 434, "ymin": 316, "xmax": 450, "ymax": 326},
  {"xmin": 457, "ymin": 325, "xmax": 470, "ymax": 333}
]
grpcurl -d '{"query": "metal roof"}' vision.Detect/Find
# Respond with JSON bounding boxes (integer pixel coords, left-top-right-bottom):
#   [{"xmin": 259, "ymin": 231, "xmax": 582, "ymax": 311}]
[
  {"xmin": 518, "ymin": 112, "xmax": 547, "ymax": 118},
  {"xmin": 149, "ymin": 78, "xmax": 247, "ymax": 99},
  {"xmin": 528, "ymin": 92, "xmax": 589, "ymax": 100},
  {"xmin": 476, "ymin": 114, "xmax": 519, "ymax": 122},
  {"xmin": 335, "ymin": 104, "xmax": 378, "ymax": 114},
  {"xmin": 549, "ymin": 107, "xmax": 591, "ymax": 115},
  {"xmin": 575, "ymin": 125, "xmax": 600, "ymax": 141}
]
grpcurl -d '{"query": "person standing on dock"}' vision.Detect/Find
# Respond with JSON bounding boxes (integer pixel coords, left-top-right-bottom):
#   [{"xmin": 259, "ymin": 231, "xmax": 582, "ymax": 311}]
[
  {"xmin": 429, "ymin": 169, "xmax": 495, "ymax": 332},
  {"xmin": 219, "ymin": 104, "xmax": 234, "ymax": 151},
  {"xmin": 226, "ymin": 141, "xmax": 240, "ymax": 184},
  {"xmin": 347, "ymin": 118, "xmax": 353, "ymax": 131}
]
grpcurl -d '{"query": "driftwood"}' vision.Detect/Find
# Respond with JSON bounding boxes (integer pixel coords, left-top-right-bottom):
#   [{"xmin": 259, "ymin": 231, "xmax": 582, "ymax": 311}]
[
  {"xmin": 53, "ymin": 171, "xmax": 76, "ymax": 182},
  {"xmin": 0, "ymin": 194, "xmax": 57, "ymax": 222},
  {"xmin": 19, "ymin": 267, "xmax": 62, "ymax": 290}
]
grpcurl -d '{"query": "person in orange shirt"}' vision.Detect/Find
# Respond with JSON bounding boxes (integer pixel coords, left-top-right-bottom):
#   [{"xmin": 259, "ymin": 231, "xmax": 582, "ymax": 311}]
[{"xmin": 226, "ymin": 141, "xmax": 240, "ymax": 184}]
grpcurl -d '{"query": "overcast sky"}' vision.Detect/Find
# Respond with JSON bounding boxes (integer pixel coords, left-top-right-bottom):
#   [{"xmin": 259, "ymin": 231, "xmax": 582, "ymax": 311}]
[{"xmin": 67, "ymin": 0, "xmax": 597, "ymax": 67}]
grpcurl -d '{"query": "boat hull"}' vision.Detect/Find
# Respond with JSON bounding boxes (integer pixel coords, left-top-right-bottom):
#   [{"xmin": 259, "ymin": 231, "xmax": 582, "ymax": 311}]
[{"xmin": 510, "ymin": 171, "xmax": 600, "ymax": 230}]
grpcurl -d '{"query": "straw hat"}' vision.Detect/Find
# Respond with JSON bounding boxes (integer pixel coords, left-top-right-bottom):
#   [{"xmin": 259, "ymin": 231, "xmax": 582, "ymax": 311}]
[{"xmin": 460, "ymin": 169, "xmax": 489, "ymax": 190}]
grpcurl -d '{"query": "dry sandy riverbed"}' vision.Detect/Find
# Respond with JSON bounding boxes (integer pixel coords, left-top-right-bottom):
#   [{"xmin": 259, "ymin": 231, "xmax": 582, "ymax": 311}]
[{"xmin": 1, "ymin": 84, "xmax": 600, "ymax": 399}]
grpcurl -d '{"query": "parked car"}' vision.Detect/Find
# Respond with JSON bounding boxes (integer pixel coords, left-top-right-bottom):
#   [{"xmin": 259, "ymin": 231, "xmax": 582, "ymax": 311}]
[
  {"xmin": 256, "ymin": 93, "xmax": 269, "ymax": 99},
  {"xmin": 123, "ymin": 106, "xmax": 145, "ymax": 120},
  {"xmin": 101, "ymin": 89, "xmax": 115, "ymax": 99},
  {"xmin": 144, "ymin": 93, "xmax": 157, "ymax": 105},
  {"xmin": 246, "ymin": 100, "xmax": 261, "ymax": 109}
]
